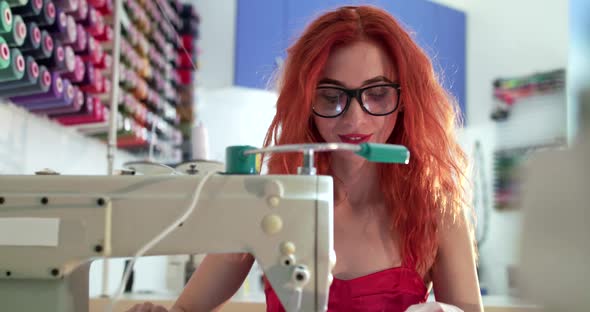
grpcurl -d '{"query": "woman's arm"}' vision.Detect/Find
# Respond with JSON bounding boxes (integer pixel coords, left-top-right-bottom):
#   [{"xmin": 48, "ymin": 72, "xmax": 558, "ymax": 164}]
[
  {"xmin": 172, "ymin": 253, "xmax": 255, "ymax": 312},
  {"xmin": 430, "ymin": 211, "xmax": 483, "ymax": 312}
]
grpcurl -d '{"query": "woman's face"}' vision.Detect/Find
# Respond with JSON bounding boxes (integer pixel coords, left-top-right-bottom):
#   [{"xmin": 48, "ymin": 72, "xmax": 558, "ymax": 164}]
[{"xmin": 313, "ymin": 40, "xmax": 400, "ymax": 163}]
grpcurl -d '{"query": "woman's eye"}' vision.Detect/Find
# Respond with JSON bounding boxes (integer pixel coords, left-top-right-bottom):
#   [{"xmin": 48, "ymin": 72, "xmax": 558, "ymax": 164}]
[
  {"xmin": 366, "ymin": 87, "xmax": 389, "ymax": 98},
  {"xmin": 322, "ymin": 95, "xmax": 340, "ymax": 103}
]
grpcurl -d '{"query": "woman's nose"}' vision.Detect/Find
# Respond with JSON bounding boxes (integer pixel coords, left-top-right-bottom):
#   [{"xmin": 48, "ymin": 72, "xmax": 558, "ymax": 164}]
[{"xmin": 340, "ymin": 97, "xmax": 366, "ymax": 125}]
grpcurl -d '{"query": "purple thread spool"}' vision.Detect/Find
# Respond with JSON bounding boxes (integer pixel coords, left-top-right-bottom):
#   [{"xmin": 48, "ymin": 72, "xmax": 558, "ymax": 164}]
[
  {"xmin": 32, "ymin": 84, "xmax": 83, "ymax": 114},
  {"xmin": 10, "ymin": 71, "xmax": 63, "ymax": 103},
  {"xmin": 24, "ymin": 77, "xmax": 74, "ymax": 109},
  {"xmin": 53, "ymin": 0, "xmax": 78, "ymax": 13},
  {"xmin": 62, "ymin": 55, "xmax": 84, "ymax": 82},
  {"xmin": 71, "ymin": 23, "xmax": 86, "ymax": 52},
  {"xmin": 72, "ymin": 0, "xmax": 87, "ymax": 21}
]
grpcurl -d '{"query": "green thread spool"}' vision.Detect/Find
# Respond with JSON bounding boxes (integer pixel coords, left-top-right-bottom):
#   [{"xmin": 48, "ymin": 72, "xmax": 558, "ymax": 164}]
[
  {"xmin": 2, "ymin": 14, "xmax": 25, "ymax": 47},
  {"xmin": 225, "ymin": 146, "xmax": 259, "ymax": 174},
  {"xmin": 0, "ymin": 36, "xmax": 9, "ymax": 69},
  {"xmin": 5, "ymin": 0, "xmax": 27, "ymax": 7},
  {"xmin": 0, "ymin": 47, "xmax": 24, "ymax": 82},
  {"xmin": 0, "ymin": 1, "xmax": 12, "ymax": 34},
  {"xmin": 0, "ymin": 56, "xmax": 38, "ymax": 90}
]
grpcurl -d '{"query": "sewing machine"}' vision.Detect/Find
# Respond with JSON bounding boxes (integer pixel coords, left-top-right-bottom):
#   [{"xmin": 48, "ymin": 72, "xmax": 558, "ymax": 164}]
[{"xmin": 0, "ymin": 142, "xmax": 409, "ymax": 312}]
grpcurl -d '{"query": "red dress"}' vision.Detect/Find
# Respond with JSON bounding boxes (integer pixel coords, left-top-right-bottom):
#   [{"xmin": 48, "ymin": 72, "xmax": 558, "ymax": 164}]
[{"xmin": 264, "ymin": 263, "xmax": 428, "ymax": 312}]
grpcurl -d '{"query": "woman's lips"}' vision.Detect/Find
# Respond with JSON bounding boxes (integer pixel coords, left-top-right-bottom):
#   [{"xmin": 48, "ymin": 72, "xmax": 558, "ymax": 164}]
[{"xmin": 338, "ymin": 133, "xmax": 372, "ymax": 144}]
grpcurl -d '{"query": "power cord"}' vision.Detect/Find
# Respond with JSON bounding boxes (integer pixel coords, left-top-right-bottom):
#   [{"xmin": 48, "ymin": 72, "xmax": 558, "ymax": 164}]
[{"xmin": 106, "ymin": 170, "xmax": 217, "ymax": 312}]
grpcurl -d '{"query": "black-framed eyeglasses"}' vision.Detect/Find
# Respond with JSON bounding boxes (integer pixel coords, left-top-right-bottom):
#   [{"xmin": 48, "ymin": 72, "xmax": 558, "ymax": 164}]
[{"xmin": 312, "ymin": 83, "xmax": 401, "ymax": 118}]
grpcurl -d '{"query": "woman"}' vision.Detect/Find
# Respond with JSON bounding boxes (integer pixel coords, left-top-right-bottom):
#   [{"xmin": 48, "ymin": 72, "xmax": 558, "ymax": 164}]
[{"xmin": 130, "ymin": 5, "xmax": 482, "ymax": 312}]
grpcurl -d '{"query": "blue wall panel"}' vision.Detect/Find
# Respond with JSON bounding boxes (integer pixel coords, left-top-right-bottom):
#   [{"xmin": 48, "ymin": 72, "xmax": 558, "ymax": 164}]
[{"xmin": 234, "ymin": 0, "xmax": 286, "ymax": 89}]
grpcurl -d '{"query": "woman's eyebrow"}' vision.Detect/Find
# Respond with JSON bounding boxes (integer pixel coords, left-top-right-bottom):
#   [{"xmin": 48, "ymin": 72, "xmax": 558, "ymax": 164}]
[
  {"xmin": 362, "ymin": 76, "xmax": 393, "ymax": 85},
  {"xmin": 317, "ymin": 78, "xmax": 345, "ymax": 86},
  {"xmin": 317, "ymin": 76, "xmax": 393, "ymax": 87}
]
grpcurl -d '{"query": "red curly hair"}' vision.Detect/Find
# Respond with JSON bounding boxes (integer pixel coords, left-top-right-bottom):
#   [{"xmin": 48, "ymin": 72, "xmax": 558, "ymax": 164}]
[{"xmin": 263, "ymin": 5, "xmax": 471, "ymax": 275}]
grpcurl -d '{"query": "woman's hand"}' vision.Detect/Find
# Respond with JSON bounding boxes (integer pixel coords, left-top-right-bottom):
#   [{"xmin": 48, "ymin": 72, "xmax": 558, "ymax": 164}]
[{"xmin": 405, "ymin": 302, "xmax": 464, "ymax": 312}]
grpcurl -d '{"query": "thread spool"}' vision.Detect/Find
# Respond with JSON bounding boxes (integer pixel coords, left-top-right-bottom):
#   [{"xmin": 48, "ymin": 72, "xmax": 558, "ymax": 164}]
[
  {"xmin": 76, "ymin": 60, "xmax": 94, "ymax": 84},
  {"xmin": 25, "ymin": 79, "xmax": 75, "ymax": 109},
  {"xmin": 10, "ymin": 71, "xmax": 62, "ymax": 102},
  {"xmin": 96, "ymin": 0, "xmax": 110, "ymax": 14},
  {"xmin": 5, "ymin": 0, "xmax": 27, "ymax": 8},
  {"xmin": 0, "ymin": 55, "xmax": 37, "ymax": 88},
  {"xmin": 0, "ymin": 36, "xmax": 9, "ymax": 68},
  {"xmin": 87, "ymin": 0, "xmax": 102, "ymax": 8},
  {"xmin": 62, "ymin": 91, "xmax": 93, "ymax": 116},
  {"xmin": 177, "ymin": 69, "xmax": 191, "ymax": 85},
  {"xmin": 79, "ymin": 35, "xmax": 99, "ymax": 63},
  {"xmin": 134, "ymin": 78, "xmax": 147, "ymax": 100},
  {"xmin": 191, "ymin": 122, "xmax": 209, "ymax": 160},
  {"xmin": 53, "ymin": 0, "xmax": 77, "ymax": 13},
  {"xmin": 34, "ymin": 86, "xmax": 84, "ymax": 114},
  {"xmin": 62, "ymin": 55, "xmax": 84, "ymax": 82},
  {"xmin": 63, "ymin": 44, "xmax": 74, "ymax": 72},
  {"xmin": 80, "ymin": 5, "xmax": 95, "ymax": 27},
  {"xmin": 178, "ymin": 52, "xmax": 193, "ymax": 69},
  {"xmin": 58, "ymin": 14, "xmax": 77, "ymax": 44},
  {"xmin": 122, "ymin": 23, "xmax": 137, "ymax": 47},
  {"xmin": 36, "ymin": 43, "xmax": 65, "ymax": 71},
  {"xmin": 45, "ymin": 7, "xmax": 65, "ymax": 32},
  {"xmin": 138, "ymin": 57, "xmax": 148, "ymax": 78},
  {"xmin": 21, "ymin": 21, "xmax": 41, "ymax": 50},
  {"xmin": 86, "ymin": 6, "xmax": 104, "ymax": 36},
  {"xmin": 0, "ymin": 47, "xmax": 24, "ymax": 82},
  {"xmin": 71, "ymin": 23, "xmax": 86, "ymax": 52},
  {"xmin": 181, "ymin": 34, "xmax": 193, "ymax": 52},
  {"xmin": 121, "ymin": 66, "xmax": 133, "ymax": 90},
  {"xmin": 2, "ymin": 12, "xmax": 24, "ymax": 47},
  {"xmin": 12, "ymin": 0, "xmax": 41, "ymax": 17},
  {"xmin": 95, "ymin": 52, "xmax": 110, "ymax": 69},
  {"xmin": 71, "ymin": 0, "xmax": 86, "ymax": 21},
  {"xmin": 91, "ymin": 43, "xmax": 103, "ymax": 66},
  {"xmin": 22, "ymin": 29, "xmax": 53, "ymax": 59},
  {"xmin": 101, "ymin": 76, "xmax": 109, "ymax": 93},
  {"xmin": 50, "ymin": 91, "xmax": 92, "ymax": 116},
  {"xmin": 94, "ymin": 25, "xmax": 111, "ymax": 41},
  {"xmin": 1, "ymin": 64, "xmax": 48, "ymax": 95},
  {"xmin": 79, "ymin": 65, "xmax": 103, "ymax": 93},
  {"xmin": 25, "ymin": 0, "xmax": 54, "ymax": 26},
  {"xmin": 0, "ymin": 1, "xmax": 13, "ymax": 34},
  {"xmin": 54, "ymin": 96, "xmax": 105, "ymax": 125}
]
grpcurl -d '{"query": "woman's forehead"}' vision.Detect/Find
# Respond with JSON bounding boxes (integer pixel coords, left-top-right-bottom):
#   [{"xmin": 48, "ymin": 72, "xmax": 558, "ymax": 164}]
[{"xmin": 320, "ymin": 40, "xmax": 397, "ymax": 87}]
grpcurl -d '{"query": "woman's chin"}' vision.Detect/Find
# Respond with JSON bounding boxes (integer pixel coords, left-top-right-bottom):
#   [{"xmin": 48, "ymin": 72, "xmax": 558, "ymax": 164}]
[{"xmin": 331, "ymin": 151, "xmax": 369, "ymax": 167}]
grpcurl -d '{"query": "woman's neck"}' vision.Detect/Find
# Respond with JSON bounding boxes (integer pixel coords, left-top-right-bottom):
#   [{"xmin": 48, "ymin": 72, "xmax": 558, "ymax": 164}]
[{"xmin": 330, "ymin": 156, "xmax": 382, "ymax": 210}]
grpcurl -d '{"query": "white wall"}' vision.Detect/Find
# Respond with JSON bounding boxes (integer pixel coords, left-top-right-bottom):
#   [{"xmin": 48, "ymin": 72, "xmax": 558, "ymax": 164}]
[
  {"xmin": 0, "ymin": 102, "xmax": 138, "ymax": 175},
  {"xmin": 464, "ymin": 0, "xmax": 569, "ymax": 295},
  {"xmin": 190, "ymin": 0, "xmax": 237, "ymax": 88},
  {"xmin": 196, "ymin": 87, "xmax": 278, "ymax": 162}
]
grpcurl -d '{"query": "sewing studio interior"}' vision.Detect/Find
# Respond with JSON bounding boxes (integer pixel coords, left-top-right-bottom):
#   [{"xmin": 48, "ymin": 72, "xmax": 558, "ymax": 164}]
[{"xmin": 0, "ymin": 0, "xmax": 588, "ymax": 311}]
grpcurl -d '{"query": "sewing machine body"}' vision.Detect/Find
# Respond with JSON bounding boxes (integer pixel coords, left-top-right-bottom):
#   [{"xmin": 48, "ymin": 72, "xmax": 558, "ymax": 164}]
[{"xmin": 0, "ymin": 172, "xmax": 334, "ymax": 312}]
